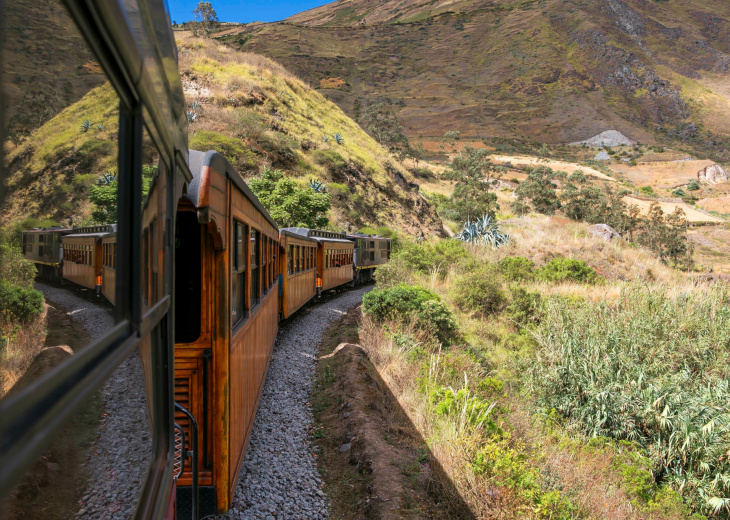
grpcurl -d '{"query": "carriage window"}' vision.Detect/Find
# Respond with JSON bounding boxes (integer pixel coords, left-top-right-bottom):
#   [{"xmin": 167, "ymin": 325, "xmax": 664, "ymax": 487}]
[
  {"xmin": 250, "ymin": 229, "xmax": 260, "ymax": 308},
  {"xmin": 295, "ymin": 245, "xmax": 300, "ymax": 273},
  {"xmin": 143, "ymin": 228, "xmax": 149, "ymax": 305},
  {"xmin": 288, "ymin": 245, "xmax": 294, "ymax": 274},
  {"xmin": 232, "ymin": 221, "xmax": 246, "ymax": 325}
]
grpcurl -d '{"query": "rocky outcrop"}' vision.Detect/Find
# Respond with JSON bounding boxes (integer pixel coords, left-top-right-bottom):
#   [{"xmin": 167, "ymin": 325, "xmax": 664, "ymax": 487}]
[
  {"xmin": 697, "ymin": 164, "xmax": 729, "ymax": 184},
  {"xmin": 588, "ymin": 224, "xmax": 622, "ymax": 241},
  {"xmin": 572, "ymin": 130, "xmax": 635, "ymax": 147}
]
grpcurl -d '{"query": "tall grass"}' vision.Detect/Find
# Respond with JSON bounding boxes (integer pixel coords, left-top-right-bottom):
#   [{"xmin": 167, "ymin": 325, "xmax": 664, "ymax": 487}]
[{"xmin": 527, "ymin": 285, "xmax": 730, "ymax": 517}]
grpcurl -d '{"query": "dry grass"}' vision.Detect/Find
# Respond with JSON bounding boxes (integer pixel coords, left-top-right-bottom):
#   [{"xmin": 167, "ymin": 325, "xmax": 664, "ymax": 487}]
[
  {"xmin": 0, "ymin": 308, "xmax": 48, "ymax": 398},
  {"xmin": 623, "ymin": 196, "xmax": 724, "ymax": 223},
  {"xmin": 613, "ymin": 159, "xmax": 716, "ymax": 189},
  {"xmin": 697, "ymin": 195, "xmax": 730, "ymax": 214},
  {"xmin": 491, "ymin": 155, "xmax": 615, "ymax": 182}
]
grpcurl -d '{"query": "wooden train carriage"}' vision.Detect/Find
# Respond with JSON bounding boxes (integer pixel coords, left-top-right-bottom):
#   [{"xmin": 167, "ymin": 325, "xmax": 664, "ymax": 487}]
[
  {"xmin": 100, "ymin": 233, "xmax": 117, "ymax": 304},
  {"xmin": 280, "ymin": 228, "xmax": 355, "ymax": 292},
  {"xmin": 21, "ymin": 227, "xmax": 71, "ymax": 279},
  {"xmin": 173, "ymin": 150, "xmax": 280, "ymax": 516},
  {"xmin": 279, "ymin": 230, "xmax": 318, "ymax": 319},
  {"xmin": 347, "ymin": 233, "xmax": 392, "ymax": 284},
  {"xmin": 61, "ymin": 225, "xmax": 117, "ymax": 291}
]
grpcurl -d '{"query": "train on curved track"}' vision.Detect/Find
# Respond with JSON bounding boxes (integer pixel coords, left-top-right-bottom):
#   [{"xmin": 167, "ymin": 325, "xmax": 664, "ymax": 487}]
[{"xmin": 0, "ymin": 1, "xmax": 390, "ymax": 519}]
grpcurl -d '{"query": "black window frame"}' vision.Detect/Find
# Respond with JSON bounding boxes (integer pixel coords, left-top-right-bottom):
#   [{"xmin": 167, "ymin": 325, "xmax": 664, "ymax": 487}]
[{"xmin": 232, "ymin": 220, "xmax": 247, "ymax": 327}]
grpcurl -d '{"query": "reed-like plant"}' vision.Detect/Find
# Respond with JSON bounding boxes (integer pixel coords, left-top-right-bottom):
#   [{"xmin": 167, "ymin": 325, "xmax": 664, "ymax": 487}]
[{"xmin": 527, "ymin": 284, "xmax": 730, "ymax": 517}]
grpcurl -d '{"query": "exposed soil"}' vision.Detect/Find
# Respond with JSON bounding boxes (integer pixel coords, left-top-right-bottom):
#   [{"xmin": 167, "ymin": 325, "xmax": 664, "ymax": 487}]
[
  {"xmin": 311, "ymin": 306, "xmax": 468, "ymax": 519},
  {"xmin": 1, "ymin": 300, "xmax": 101, "ymax": 520}
]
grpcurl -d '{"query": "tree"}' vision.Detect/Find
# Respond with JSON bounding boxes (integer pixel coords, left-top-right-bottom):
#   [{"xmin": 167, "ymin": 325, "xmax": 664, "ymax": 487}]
[
  {"xmin": 88, "ymin": 166, "xmax": 154, "ymax": 224},
  {"xmin": 538, "ymin": 143, "xmax": 550, "ymax": 162},
  {"xmin": 360, "ymin": 103, "xmax": 408, "ymax": 154},
  {"xmin": 511, "ymin": 166, "xmax": 560, "ymax": 216},
  {"xmin": 249, "ymin": 168, "xmax": 331, "ymax": 228},
  {"xmin": 635, "ymin": 203, "xmax": 692, "ymax": 268},
  {"xmin": 442, "ymin": 147, "xmax": 501, "ymax": 221},
  {"xmin": 191, "ymin": 1, "xmax": 218, "ymax": 37},
  {"xmin": 443, "ymin": 130, "xmax": 462, "ymax": 153}
]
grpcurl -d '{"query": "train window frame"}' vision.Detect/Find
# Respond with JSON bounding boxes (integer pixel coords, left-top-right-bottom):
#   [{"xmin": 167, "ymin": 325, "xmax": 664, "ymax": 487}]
[
  {"xmin": 232, "ymin": 220, "xmax": 247, "ymax": 327},
  {"xmin": 288, "ymin": 244, "xmax": 294, "ymax": 275}
]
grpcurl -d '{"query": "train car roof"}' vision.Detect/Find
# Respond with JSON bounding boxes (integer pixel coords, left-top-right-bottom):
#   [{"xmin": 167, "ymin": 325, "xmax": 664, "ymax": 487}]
[
  {"xmin": 23, "ymin": 227, "xmax": 72, "ymax": 234},
  {"xmin": 281, "ymin": 227, "xmax": 349, "ymax": 240},
  {"xmin": 345, "ymin": 233, "xmax": 390, "ymax": 240},
  {"xmin": 61, "ymin": 232, "xmax": 113, "ymax": 239},
  {"xmin": 186, "ymin": 150, "xmax": 278, "ymax": 231},
  {"xmin": 279, "ymin": 229, "xmax": 319, "ymax": 243}
]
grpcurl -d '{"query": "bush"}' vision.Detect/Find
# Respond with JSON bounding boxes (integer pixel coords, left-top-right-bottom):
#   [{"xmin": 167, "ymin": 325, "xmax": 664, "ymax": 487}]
[
  {"xmin": 0, "ymin": 239, "xmax": 37, "ymax": 288},
  {"xmin": 0, "ymin": 280, "xmax": 44, "ymax": 323},
  {"xmin": 189, "ymin": 130, "xmax": 257, "ymax": 173},
  {"xmin": 373, "ymin": 256, "xmax": 415, "ymax": 290},
  {"xmin": 537, "ymin": 258, "xmax": 597, "ymax": 284},
  {"xmin": 363, "ymin": 284, "xmax": 457, "ymax": 345},
  {"xmin": 506, "ymin": 288, "xmax": 542, "ymax": 327},
  {"xmin": 497, "ymin": 256, "xmax": 535, "ymax": 282},
  {"xmin": 452, "ymin": 267, "xmax": 507, "ymax": 317},
  {"xmin": 395, "ymin": 239, "xmax": 471, "ymax": 277}
]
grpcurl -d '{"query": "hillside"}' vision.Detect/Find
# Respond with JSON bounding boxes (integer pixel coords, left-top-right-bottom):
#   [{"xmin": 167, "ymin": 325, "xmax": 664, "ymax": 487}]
[
  {"xmin": 1, "ymin": 34, "xmax": 444, "ymax": 236},
  {"xmin": 215, "ymin": 0, "xmax": 730, "ymax": 164}
]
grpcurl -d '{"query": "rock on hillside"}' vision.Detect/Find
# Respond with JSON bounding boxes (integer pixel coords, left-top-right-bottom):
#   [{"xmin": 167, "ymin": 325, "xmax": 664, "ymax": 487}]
[
  {"xmin": 176, "ymin": 33, "xmax": 443, "ymax": 236},
  {"xmin": 571, "ymin": 130, "xmax": 635, "ymax": 147},
  {"xmin": 697, "ymin": 164, "xmax": 729, "ymax": 184}
]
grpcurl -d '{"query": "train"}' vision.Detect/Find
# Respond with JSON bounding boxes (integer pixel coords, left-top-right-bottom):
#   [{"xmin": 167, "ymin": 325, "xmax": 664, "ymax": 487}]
[
  {"xmin": 0, "ymin": 1, "xmax": 392, "ymax": 519},
  {"xmin": 18, "ymin": 161, "xmax": 390, "ymax": 518}
]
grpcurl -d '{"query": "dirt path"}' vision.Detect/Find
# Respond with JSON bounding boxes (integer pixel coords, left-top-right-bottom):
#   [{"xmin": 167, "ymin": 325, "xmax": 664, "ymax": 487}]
[
  {"xmin": 311, "ymin": 307, "xmax": 468, "ymax": 519},
  {"xmin": 1, "ymin": 299, "xmax": 101, "ymax": 520}
]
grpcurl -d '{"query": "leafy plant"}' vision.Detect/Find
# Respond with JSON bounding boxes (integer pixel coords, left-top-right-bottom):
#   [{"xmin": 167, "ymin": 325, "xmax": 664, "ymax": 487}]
[
  {"xmin": 454, "ymin": 215, "xmax": 509, "ymax": 248},
  {"xmin": 451, "ymin": 267, "xmax": 507, "ymax": 317},
  {"xmin": 497, "ymin": 256, "xmax": 535, "ymax": 281},
  {"xmin": 363, "ymin": 284, "xmax": 457, "ymax": 345},
  {"xmin": 0, "ymin": 280, "xmax": 43, "ymax": 323},
  {"xmin": 80, "ymin": 119, "xmax": 91, "ymax": 132},
  {"xmin": 537, "ymin": 258, "xmax": 598, "ymax": 284},
  {"xmin": 249, "ymin": 167, "xmax": 331, "ymax": 228},
  {"xmin": 512, "ymin": 166, "xmax": 560, "ymax": 216},
  {"xmin": 687, "ymin": 180, "xmax": 701, "ymax": 191},
  {"xmin": 333, "ymin": 132, "xmax": 344, "ymax": 145}
]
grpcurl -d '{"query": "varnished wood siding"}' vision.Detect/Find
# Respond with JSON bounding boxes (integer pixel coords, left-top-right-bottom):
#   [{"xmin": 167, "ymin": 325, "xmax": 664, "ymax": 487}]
[
  {"xmin": 319, "ymin": 241, "xmax": 355, "ymax": 291},
  {"xmin": 102, "ymin": 267, "xmax": 116, "ymax": 304},
  {"xmin": 280, "ymin": 235, "xmax": 317, "ymax": 319},
  {"xmin": 61, "ymin": 236, "xmax": 101, "ymax": 290},
  {"xmin": 225, "ymin": 180, "xmax": 279, "ymax": 510}
]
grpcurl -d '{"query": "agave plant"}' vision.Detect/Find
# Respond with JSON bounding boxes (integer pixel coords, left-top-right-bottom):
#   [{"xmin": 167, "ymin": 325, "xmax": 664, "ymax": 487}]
[
  {"xmin": 80, "ymin": 119, "xmax": 92, "ymax": 132},
  {"xmin": 334, "ymin": 132, "xmax": 344, "ymax": 145},
  {"xmin": 323, "ymin": 135, "xmax": 330, "ymax": 143},
  {"xmin": 191, "ymin": 100, "xmax": 201, "ymax": 110},
  {"xmin": 99, "ymin": 171, "xmax": 118, "ymax": 185},
  {"xmin": 454, "ymin": 215, "xmax": 509, "ymax": 247},
  {"xmin": 96, "ymin": 123, "xmax": 104, "ymax": 131},
  {"xmin": 186, "ymin": 111, "xmax": 198, "ymax": 123},
  {"xmin": 308, "ymin": 178, "xmax": 326, "ymax": 193}
]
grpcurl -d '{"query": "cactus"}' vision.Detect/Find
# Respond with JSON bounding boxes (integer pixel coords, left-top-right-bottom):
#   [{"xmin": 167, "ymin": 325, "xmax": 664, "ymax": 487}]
[
  {"xmin": 334, "ymin": 132, "xmax": 344, "ymax": 145},
  {"xmin": 81, "ymin": 120, "xmax": 92, "ymax": 132},
  {"xmin": 454, "ymin": 215, "xmax": 509, "ymax": 248}
]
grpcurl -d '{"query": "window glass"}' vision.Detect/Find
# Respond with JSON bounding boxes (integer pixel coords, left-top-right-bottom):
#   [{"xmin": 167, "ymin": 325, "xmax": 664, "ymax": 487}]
[
  {"xmin": 232, "ymin": 222, "xmax": 246, "ymax": 325},
  {"xmin": 250, "ymin": 229, "xmax": 260, "ymax": 308},
  {"xmin": 288, "ymin": 245, "xmax": 294, "ymax": 274}
]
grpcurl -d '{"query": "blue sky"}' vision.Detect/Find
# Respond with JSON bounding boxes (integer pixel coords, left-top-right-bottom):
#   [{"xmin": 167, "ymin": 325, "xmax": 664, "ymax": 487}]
[{"xmin": 167, "ymin": 1, "xmax": 334, "ymax": 24}]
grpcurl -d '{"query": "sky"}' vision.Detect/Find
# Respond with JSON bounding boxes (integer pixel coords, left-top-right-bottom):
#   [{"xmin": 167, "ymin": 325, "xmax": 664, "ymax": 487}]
[{"xmin": 167, "ymin": 1, "xmax": 334, "ymax": 24}]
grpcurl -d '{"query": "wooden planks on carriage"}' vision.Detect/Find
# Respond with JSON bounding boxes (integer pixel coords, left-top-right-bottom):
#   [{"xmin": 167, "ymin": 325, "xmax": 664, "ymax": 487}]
[
  {"xmin": 280, "ymin": 228, "xmax": 355, "ymax": 292},
  {"xmin": 171, "ymin": 150, "xmax": 280, "ymax": 515},
  {"xmin": 278, "ymin": 230, "xmax": 318, "ymax": 319}
]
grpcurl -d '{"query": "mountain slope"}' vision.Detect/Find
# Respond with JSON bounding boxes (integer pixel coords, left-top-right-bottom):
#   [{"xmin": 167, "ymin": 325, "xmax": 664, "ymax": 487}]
[
  {"xmin": 216, "ymin": 0, "xmax": 730, "ymax": 163},
  {"xmin": 1, "ymin": 34, "xmax": 444, "ymax": 237}
]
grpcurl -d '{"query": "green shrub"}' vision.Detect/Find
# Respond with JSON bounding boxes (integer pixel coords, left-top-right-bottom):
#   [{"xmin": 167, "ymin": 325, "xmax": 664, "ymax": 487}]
[
  {"xmin": 537, "ymin": 258, "xmax": 597, "ymax": 284},
  {"xmin": 687, "ymin": 180, "xmax": 700, "ymax": 191},
  {"xmin": 363, "ymin": 284, "xmax": 458, "ymax": 345},
  {"xmin": 497, "ymin": 256, "xmax": 535, "ymax": 281},
  {"xmin": 395, "ymin": 239, "xmax": 471, "ymax": 277},
  {"xmin": 451, "ymin": 267, "xmax": 507, "ymax": 317},
  {"xmin": 0, "ymin": 280, "xmax": 44, "ymax": 323},
  {"xmin": 638, "ymin": 186, "xmax": 654, "ymax": 196},
  {"xmin": 373, "ymin": 256, "xmax": 415, "ymax": 290},
  {"xmin": 0, "ymin": 239, "xmax": 37, "ymax": 288},
  {"xmin": 189, "ymin": 130, "xmax": 257, "ymax": 172},
  {"xmin": 505, "ymin": 288, "xmax": 542, "ymax": 327}
]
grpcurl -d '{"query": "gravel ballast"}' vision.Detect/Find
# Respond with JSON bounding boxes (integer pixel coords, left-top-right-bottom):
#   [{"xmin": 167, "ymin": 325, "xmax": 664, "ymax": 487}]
[
  {"xmin": 35, "ymin": 283, "xmax": 152, "ymax": 519},
  {"xmin": 219, "ymin": 287, "xmax": 370, "ymax": 520},
  {"xmin": 35, "ymin": 283, "xmax": 368, "ymax": 519}
]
